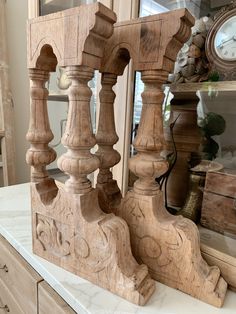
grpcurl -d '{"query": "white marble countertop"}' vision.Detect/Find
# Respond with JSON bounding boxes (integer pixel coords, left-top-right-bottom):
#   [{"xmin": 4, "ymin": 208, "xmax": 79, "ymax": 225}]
[{"xmin": 0, "ymin": 183, "xmax": 236, "ymax": 314}]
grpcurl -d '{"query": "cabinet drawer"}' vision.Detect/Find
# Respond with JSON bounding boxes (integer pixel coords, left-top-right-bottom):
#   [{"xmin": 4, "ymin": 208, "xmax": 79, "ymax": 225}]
[
  {"xmin": 0, "ymin": 235, "xmax": 42, "ymax": 314},
  {"xmin": 0, "ymin": 278, "xmax": 24, "ymax": 314},
  {"xmin": 38, "ymin": 281, "xmax": 76, "ymax": 314}
]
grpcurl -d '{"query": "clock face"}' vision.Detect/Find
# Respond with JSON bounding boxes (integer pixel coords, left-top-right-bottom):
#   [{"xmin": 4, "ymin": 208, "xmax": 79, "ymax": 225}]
[{"xmin": 214, "ymin": 15, "xmax": 236, "ymax": 61}]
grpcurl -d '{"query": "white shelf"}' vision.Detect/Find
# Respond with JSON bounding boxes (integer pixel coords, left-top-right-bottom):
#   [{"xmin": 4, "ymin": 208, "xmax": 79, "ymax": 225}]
[{"xmin": 169, "ymin": 81, "xmax": 236, "ymax": 94}]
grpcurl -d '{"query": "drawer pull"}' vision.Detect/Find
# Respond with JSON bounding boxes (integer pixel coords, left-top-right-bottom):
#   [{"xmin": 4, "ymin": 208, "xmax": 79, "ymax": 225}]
[
  {"xmin": 0, "ymin": 265, "xmax": 8, "ymax": 273},
  {"xmin": 0, "ymin": 305, "xmax": 9, "ymax": 312}
]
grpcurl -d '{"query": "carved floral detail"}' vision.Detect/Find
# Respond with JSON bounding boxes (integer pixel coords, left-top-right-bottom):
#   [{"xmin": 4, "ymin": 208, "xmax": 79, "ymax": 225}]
[
  {"xmin": 36, "ymin": 216, "xmax": 70, "ymax": 257},
  {"xmin": 119, "ymin": 189, "xmax": 228, "ymax": 306}
]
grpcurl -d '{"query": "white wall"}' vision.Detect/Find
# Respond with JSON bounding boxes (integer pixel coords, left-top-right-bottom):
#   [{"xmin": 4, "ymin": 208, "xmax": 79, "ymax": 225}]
[{"xmin": 6, "ymin": 0, "xmax": 30, "ymax": 183}]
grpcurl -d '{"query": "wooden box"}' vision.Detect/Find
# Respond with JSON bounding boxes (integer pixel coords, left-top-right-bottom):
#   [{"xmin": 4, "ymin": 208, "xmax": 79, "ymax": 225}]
[{"xmin": 201, "ymin": 169, "xmax": 236, "ymax": 238}]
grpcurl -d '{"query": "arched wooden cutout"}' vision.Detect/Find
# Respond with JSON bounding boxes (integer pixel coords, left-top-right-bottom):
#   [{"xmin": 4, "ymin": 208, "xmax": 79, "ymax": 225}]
[
  {"xmin": 27, "ymin": 3, "xmax": 116, "ymax": 69},
  {"xmin": 36, "ymin": 45, "xmax": 58, "ymax": 72},
  {"xmin": 26, "ymin": 3, "xmax": 155, "ymax": 305},
  {"xmin": 97, "ymin": 9, "xmax": 227, "ymax": 307}
]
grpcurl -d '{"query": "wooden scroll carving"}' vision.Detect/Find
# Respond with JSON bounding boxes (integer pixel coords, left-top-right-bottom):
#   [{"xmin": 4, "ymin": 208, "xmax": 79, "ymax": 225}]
[
  {"xmin": 26, "ymin": 3, "xmax": 155, "ymax": 305},
  {"xmin": 97, "ymin": 9, "xmax": 227, "ymax": 307}
]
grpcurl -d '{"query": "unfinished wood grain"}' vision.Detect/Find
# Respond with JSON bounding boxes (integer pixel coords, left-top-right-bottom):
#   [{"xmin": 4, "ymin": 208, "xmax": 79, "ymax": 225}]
[
  {"xmin": 26, "ymin": 69, "xmax": 56, "ymax": 182},
  {"xmin": 38, "ymin": 281, "xmax": 76, "ymax": 314},
  {"xmin": 0, "ymin": 0, "xmax": 16, "ymax": 186},
  {"xmin": 57, "ymin": 65, "xmax": 99, "ymax": 194},
  {"xmin": 97, "ymin": 8, "xmax": 196, "ymax": 209},
  {"xmin": 31, "ymin": 179, "xmax": 155, "ymax": 306},
  {"xmin": 101, "ymin": 9, "xmax": 194, "ymax": 73},
  {"xmin": 97, "ymin": 9, "xmax": 227, "ymax": 307},
  {"xmin": 0, "ymin": 235, "xmax": 42, "ymax": 314},
  {"xmin": 27, "ymin": 3, "xmax": 155, "ymax": 305},
  {"xmin": 27, "ymin": 2, "xmax": 117, "ymax": 71},
  {"xmin": 96, "ymin": 73, "xmax": 122, "ymax": 213}
]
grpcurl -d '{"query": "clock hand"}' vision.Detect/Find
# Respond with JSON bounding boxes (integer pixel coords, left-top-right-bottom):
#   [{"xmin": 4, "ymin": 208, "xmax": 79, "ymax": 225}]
[{"xmin": 217, "ymin": 35, "xmax": 236, "ymax": 48}]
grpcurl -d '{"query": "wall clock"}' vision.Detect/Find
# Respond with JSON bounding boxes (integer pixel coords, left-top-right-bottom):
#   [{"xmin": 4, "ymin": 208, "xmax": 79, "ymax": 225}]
[{"xmin": 206, "ymin": 1, "xmax": 236, "ymax": 80}]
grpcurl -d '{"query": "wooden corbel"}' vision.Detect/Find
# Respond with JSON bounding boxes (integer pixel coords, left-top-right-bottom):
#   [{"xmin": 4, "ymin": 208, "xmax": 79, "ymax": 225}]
[
  {"xmin": 26, "ymin": 3, "xmax": 155, "ymax": 305},
  {"xmin": 97, "ymin": 9, "xmax": 227, "ymax": 307}
]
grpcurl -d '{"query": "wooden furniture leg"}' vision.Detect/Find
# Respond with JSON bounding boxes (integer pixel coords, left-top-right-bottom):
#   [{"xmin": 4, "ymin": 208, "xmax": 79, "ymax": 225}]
[
  {"xmin": 96, "ymin": 73, "xmax": 122, "ymax": 213},
  {"xmin": 118, "ymin": 69, "xmax": 227, "ymax": 307}
]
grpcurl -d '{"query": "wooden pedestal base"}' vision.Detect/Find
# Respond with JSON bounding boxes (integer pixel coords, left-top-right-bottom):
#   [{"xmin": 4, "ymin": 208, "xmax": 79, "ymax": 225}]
[
  {"xmin": 117, "ymin": 190, "xmax": 227, "ymax": 307},
  {"xmin": 31, "ymin": 179, "xmax": 155, "ymax": 305}
]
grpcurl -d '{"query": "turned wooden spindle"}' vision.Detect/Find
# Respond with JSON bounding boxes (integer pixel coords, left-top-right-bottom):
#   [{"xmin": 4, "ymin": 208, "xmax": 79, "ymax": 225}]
[
  {"xmin": 96, "ymin": 73, "xmax": 121, "ymax": 212},
  {"xmin": 26, "ymin": 69, "xmax": 56, "ymax": 182},
  {"xmin": 130, "ymin": 70, "xmax": 169, "ymax": 195},
  {"xmin": 58, "ymin": 65, "xmax": 100, "ymax": 194}
]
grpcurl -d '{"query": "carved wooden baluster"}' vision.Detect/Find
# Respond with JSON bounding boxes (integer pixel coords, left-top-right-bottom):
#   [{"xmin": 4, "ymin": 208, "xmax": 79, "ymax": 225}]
[
  {"xmin": 129, "ymin": 70, "xmax": 169, "ymax": 195},
  {"xmin": 96, "ymin": 73, "xmax": 121, "ymax": 212},
  {"xmin": 27, "ymin": 5, "xmax": 157, "ymax": 306},
  {"xmin": 119, "ymin": 69, "xmax": 227, "ymax": 307},
  {"xmin": 26, "ymin": 69, "xmax": 56, "ymax": 182},
  {"xmin": 58, "ymin": 65, "xmax": 100, "ymax": 194}
]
